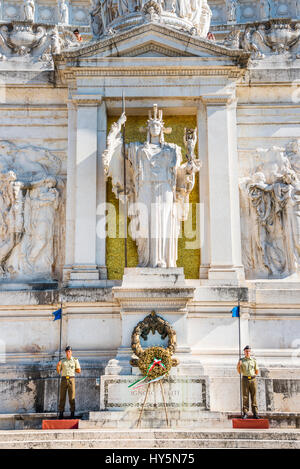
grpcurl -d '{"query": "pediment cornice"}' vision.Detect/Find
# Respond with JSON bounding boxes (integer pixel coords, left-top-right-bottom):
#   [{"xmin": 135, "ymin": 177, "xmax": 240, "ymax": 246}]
[{"xmin": 55, "ymin": 22, "xmax": 250, "ymax": 64}]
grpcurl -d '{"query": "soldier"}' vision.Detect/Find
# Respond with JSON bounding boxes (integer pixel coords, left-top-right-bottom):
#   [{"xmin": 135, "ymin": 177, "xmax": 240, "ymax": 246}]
[
  {"xmin": 56, "ymin": 346, "xmax": 81, "ymax": 419},
  {"xmin": 237, "ymin": 345, "xmax": 260, "ymax": 419}
]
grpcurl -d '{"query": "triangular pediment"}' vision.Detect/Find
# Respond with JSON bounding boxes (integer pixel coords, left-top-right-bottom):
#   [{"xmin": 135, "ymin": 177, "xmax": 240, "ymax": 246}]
[{"xmin": 56, "ymin": 23, "xmax": 249, "ymax": 65}]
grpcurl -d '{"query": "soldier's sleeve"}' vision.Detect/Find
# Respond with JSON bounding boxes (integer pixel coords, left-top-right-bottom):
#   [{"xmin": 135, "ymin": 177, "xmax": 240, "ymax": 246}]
[
  {"xmin": 254, "ymin": 358, "xmax": 258, "ymax": 371},
  {"xmin": 75, "ymin": 358, "xmax": 80, "ymax": 370}
]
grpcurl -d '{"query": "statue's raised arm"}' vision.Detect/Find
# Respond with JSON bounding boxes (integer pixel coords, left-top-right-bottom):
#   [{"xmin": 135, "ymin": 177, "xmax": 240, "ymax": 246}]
[{"xmin": 102, "ymin": 112, "xmax": 127, "ymax": 197}]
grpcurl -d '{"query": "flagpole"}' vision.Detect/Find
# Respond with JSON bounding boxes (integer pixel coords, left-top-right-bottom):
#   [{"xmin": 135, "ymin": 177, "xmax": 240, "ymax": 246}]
[
  {"xmin": 238, "ymin": 290, "xmax": 243, "ymax": 417},
  {"xmin": 56, "ymin": 302, "xmax": 63, "ymax": 418},
  {"xmin": 122, "ymin": 90, "xmax": 127, "ymax": 269}
]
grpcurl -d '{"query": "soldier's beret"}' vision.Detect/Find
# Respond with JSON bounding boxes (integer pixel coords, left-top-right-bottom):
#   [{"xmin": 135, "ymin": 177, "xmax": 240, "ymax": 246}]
[
  {"xmin": 243, "ymin": 345, "xmax": 251, "ymax": 350},
  {"xmin": 65, "ymin": 345, "xmax": 72, "ymax": 351}
]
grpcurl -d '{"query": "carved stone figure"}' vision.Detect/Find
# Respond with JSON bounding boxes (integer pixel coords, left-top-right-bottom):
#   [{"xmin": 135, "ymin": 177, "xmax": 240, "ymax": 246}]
[
  {"xmin": 177, "ymin": 0, "xmax": 192, "ymax": 19},
  {"xmin": 90, "ymin": 0, "xmax": 107, "ymax": 36},
  {"xmin": 89, "ymin": 0, "xmax": 211, "ymax": 37},
  {"xmin": 50, "ymin": 27, "xmax": 61, "ymax": 55},
  {"xmin": 0, "ymin": 141, "xmax": 63, "ymax": 281},
  {"xmin": 226, "ymin": 0, "xmax": 237, "ymax": 23},
  {"xmin": 21, "ymin": 177, "xmax": 59, "ymax": 279},
  {"xmin": 260, "ymin": 0, "xmax": 270, "ymax": 21},
  {"xmin": 239, "ymin": 144, "xmax": 300, "ymax": 278},
  {"xmin": 24, "ymin": 0, "xmax": 35, "ymax": 22},
  {"xmin": 59, "ymin": 0, "xmax": 69, "ymax": 25},
  {"xmin": 103, "ymin": 105, "xmax": 201, "ymax": 268},
  {"xmin": 0, "ymin": 169, "xmax": 25, "ymax": 277}
]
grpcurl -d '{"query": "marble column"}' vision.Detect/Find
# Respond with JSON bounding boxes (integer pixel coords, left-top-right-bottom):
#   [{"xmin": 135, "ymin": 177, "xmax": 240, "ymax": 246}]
[
  {"xmin": 96, "ymin": 101, "xmax": 108, "ymax": 279},
  {"xmin": 68, "ymin": 94, "xmax": 104, "ymax": 286},
  {"xmin": 197, "ymin": 101, "xmax": 210, "ymax": 279},
  {"xmin": 202, "ymin": 94, "xmax": 244, "ymax": 281},
  {"xmin": 63, "ymin": 99, "xmax": 77, "ymax": 283}
]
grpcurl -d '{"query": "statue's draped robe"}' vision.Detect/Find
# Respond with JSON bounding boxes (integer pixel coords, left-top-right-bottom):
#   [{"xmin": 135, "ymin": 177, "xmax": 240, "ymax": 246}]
[{"xmin": 104, "ymin": 134, "xmax": 193, "ymax": 268}]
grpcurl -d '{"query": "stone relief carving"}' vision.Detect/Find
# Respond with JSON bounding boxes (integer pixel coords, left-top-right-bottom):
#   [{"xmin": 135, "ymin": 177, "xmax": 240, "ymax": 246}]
[
  {"xmin": 224, "ymin": 19, "xmax": 300, "ymax": 59},
  {"xmin": 59, "ymin": 0, "xmax": 69, "ymax": 25},
  {"xmin": 0, "ymin": 141, "xmax": 65, "ymax": 282},
  {"xmin": 23, "ymin": 0, "xmax": 35, "ymax": 22},
  {"xmin": 239, "ymin": 141, "xmax": 300, "ymax": 279},
  {"xmin": 90, "ymin": 0, "xmax": 212, "ymax": 38},
  {"xmin": 0, "ymin": 20, "xmax": 79, "ymax": 67},
  {"xmin": 226, "ymin": 0, "xmax": 237, "ymax": 23},
  {"xmin": 103, "ymin": 104, "xmax": 201, "ymax": 269}
]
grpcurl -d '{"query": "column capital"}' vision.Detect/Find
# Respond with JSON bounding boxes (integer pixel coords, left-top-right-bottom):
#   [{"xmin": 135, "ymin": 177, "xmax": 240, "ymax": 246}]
[
  {"xmin": 70, "ymin": 93, "xmax": 103, "ymax": 106},
  {"xmin": 200, "ymin": 93, "xmax": 236, "ymax": 106}
]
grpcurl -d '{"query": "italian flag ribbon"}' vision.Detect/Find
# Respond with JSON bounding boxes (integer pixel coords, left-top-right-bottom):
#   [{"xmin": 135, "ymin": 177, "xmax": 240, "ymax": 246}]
[{"xmin": 128, "ymin": 357, "xmax": 167, "ymax": 390}]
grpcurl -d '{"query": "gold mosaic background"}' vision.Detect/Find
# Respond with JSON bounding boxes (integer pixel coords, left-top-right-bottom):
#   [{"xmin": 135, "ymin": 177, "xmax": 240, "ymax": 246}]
[{"xmin": 106, "ymin": 115, "xmax": 200, "ymax": 279}]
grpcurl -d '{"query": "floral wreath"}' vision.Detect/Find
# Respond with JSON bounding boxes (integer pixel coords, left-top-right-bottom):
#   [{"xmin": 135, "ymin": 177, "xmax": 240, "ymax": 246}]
[{"xmin": 129, "ymin": 311, "xmax": 179, "ymax": 389}]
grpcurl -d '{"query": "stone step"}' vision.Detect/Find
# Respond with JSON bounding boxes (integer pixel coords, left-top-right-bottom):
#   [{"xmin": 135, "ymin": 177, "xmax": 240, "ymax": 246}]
[
  {"xmin": 0, "ymin": 435, "xmax": 300, "ymax": 449},
  {"xmin": 0, "ymin": 429, "xmax": 299, "ymax": 444}
]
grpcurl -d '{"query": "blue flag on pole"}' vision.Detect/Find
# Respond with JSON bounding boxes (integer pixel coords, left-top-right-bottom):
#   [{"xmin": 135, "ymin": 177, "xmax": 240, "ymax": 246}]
[
  {"xmin": 231, "ymin": 306, "xmax": 240, "ymax": 317},
  {"xmin": 52, "ymin": 308, "xmax": 62, "ymax": 321}
]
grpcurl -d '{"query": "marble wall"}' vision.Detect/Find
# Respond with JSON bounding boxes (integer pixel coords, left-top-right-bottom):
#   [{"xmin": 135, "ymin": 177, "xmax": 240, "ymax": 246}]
[{"xmin": 0, "ymin": 0, "xmax": 90, "ymax": 26}]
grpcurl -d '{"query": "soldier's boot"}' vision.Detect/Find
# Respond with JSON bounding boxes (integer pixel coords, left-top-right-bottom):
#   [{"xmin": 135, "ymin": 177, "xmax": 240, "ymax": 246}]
[
  {"xmin": 253, "ymin": 412, "xmax": 260, "ymax": 419},
  {"xmin": 59, "ymin": 412, "xmax": 64, "ymax": 419},
  {"xmin": 70, "ymin": 411, "xmax": 75, "ymax": 419},
  {"xmin": 242, "ymin": 413, "xmax": 248, "ymax": 419}
]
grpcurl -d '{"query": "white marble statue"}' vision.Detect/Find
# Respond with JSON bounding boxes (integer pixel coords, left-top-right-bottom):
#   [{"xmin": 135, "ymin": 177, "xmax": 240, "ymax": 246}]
[
  {"xmin": 260, "ymin": 0, "xmax": 270, "ymax": 21},
  {"xmin": 90, "ymin": 0, "xmax": 107, "ymax": 36},
  {"xmin": 24, "ymin": 0, "xmax": 35, "ymax": 22},
  {"xmin": 59, "ymin": 0, "xmax": 69, "ymax": 24},
  {"xmin": 226, "ymin": 0, "xmax": 237, "ymax": 23},
  {"xmin": 89, "ymin": 0, "xmax": 211, "ymax": 37},
  {"xmin": 103, "ymin": 105, "xmax": 201, "ymax": 268},
  {"xmin": 297, "ymin": 0, "xmax": 300, "ymax": 18}
]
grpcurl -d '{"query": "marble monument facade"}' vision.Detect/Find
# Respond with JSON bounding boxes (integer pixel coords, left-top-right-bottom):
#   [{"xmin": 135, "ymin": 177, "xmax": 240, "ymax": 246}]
[{"xmin": 0, "ymin": 1, "xmax": 299, "ymax": 421}]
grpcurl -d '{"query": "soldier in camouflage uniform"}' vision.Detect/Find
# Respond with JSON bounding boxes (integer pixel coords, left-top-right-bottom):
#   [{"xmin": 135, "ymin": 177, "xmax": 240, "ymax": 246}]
[
  {"xmin": 237, "ymin": 345, "xmax": 260, "ymax": 419},
  {"xmin": 56, "ymin": 346, "xmax": 81, "ymax": 419}
]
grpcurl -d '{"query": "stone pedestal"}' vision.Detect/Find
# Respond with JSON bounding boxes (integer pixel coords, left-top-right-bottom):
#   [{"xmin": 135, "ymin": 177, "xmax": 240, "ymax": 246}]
[
  {"xmin": 105, "ymin": 268, "xmax": 195, "ymax": 374},
  {"xmin": 100, "ymin": 375, "xmax": 208, "ymax": 411},
  {"xmin": 101, "ymin": 268, "xmax": 205, "ymax": 417}
]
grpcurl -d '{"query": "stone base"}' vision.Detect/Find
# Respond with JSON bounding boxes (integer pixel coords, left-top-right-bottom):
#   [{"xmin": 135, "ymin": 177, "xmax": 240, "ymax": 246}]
[
  {"xmin": 67, "ymin": 265, "xmax": 110, "ymax": 287},
  {"xmin": 100, "ymin": 375, "xmax": 208, "ymax": 411},
  {"xmin": 121, "ymin": 267, "xmax": 186, "ymax": 288},
  {"xmin": 0, "ymin": 281, "xmax": 58, "ymax": 291},
  {"xmin": 208, "ymin": 265, "xmax": 245, "ymax": 281}
]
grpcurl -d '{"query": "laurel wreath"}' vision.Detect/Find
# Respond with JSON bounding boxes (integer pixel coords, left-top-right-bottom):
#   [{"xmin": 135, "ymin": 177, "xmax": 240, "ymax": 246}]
[{"xmin": 130, "ymin": 312, "xmax": 179, "ymax": 378}]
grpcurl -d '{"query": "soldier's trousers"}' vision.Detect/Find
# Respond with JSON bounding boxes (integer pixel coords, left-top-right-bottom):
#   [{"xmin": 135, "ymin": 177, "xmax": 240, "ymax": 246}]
[
  {"xmin": 59, "ymin": 377, "xmax": 75, "ymax": 412},
  {"xmin": 242, "ymin": 376, "xmax": 258, "ymax": 414}
]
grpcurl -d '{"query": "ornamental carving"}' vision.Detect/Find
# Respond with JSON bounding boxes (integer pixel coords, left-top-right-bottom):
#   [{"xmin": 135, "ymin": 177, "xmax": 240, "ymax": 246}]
[
  {"xmin": 224, "ymin": 19, "xmax": 300, "ymax": 59},
  {"xmin": 0, "ymin": 20, "xmax": 78, "ymax": 67},
  {"xmin": 90, "ymin": 0, "xmax": 212, "ymax": 39}
]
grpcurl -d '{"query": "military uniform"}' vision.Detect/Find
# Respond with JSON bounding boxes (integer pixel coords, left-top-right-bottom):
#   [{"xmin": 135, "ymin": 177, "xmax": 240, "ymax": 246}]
[
  {"xmin": 58, "ymin": 356, "xmax": 80, "ymax": 413},
  {"xmin": 240, "ymin": 356, "xmax": 258, "ymax": 415}
]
